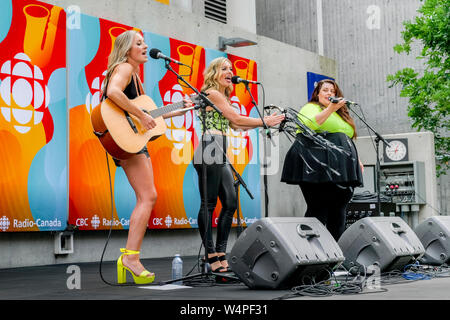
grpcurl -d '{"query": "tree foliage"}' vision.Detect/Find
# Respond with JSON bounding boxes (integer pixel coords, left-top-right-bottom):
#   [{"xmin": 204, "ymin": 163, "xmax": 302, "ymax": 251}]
[{"xmin": 387, "ymin": 0, "xmax": 449, "ymax": 176}]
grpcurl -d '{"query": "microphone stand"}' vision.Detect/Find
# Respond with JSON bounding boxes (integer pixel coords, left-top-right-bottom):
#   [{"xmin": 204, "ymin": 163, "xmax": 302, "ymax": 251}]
[
  {"xmin": 243, "ymin": 82, "xmax": 270, "ymax": 136},
  {"xmin": 347, "ymin": 103, "xmax": 391, "ymax": 216},
  {"xmin": 160, "ymin": 60, "xmax": 238, "ymax": 285},
  {"xmin": 204, "ymin": 135, "xmax": 254, "ymax": 238},
  {"xmin": 243, "ymin": 82, "xmax": 271, "ymax": 218},
  {"xmin": 230, "ymin": 161, "xmax": 253, "ymax": 237},
  {"xmin": 244, "ymin": 82, "xmax": 272, "ymax": 218}
]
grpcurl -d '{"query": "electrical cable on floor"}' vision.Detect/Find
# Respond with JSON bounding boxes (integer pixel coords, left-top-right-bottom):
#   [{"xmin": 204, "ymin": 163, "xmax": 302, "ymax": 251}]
[
  {"xmin": 432, "ymin": 264, "xmax": 450, "ymax": 277},
  {"xmin": 164, "ymin": 236, "xmax": 241, "ymax": 287},
  {"xmin": 273, "ymin": 265, "xmax": 389, "ymax": 300},
  {"xmin": 402, "ymin": 262, "xmax": 433, "ymax": 280}
]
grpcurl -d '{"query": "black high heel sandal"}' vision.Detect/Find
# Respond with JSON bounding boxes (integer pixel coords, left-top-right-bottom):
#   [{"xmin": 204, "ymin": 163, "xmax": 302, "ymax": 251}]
[
  {"xmin": 208, "ymin": 256, "xmax": 229, "ymax": 273},
  {"xmin": 217, "ymin": 255, "xmax": 232, "ymax": 272}
]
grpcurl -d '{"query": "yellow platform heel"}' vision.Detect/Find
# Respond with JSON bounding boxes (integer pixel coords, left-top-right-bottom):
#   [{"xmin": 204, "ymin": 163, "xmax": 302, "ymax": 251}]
[{"xmin": 117, "ymin": 248, "xmax": 155, "ymax": 284}]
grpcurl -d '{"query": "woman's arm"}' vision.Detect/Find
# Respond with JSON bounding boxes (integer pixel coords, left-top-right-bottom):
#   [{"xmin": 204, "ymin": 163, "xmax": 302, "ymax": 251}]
[
  {"xmin": 229, "ymin": 123, "xmax": 255, "ymax": 130},
  {"xmin": 106, "ymin": 63, "xmax": 156, "ymax": 130},
  {"xmin": 207, "ymin": 90, "xmax": 284, "ymax": 129},
  {"xmin": 314, "ymin": 99, "xmax": 346, "ymax": 125},
  {"xmin": 162, "ymin": 99, "xmax": 193, "ymax": 119}
]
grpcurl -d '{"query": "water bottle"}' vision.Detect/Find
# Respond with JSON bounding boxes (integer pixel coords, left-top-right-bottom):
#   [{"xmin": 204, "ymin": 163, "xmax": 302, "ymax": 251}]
[{"xmin": 172, "ymin": 254, "xmax": 183, "ymax": 285}]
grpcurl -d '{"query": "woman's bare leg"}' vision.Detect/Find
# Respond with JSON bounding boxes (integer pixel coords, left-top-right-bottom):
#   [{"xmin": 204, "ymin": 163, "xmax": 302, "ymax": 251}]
[{"xmin": 120, "ymin": 154, "xmax": 157, "ymax": 277}]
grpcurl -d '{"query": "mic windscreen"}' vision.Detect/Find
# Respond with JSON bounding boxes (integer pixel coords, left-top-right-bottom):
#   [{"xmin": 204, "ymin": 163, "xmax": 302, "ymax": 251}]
[
  {"xmin": 328, "ymin": 96, "xmax": 340, "ymax": 103},
  {"xmin": 149, "ymin": 48, "xmax": 161, "ymax": 59},
  {"xmin": 231, "ymin": 76, "xmax": 240, "ymax": 84}
]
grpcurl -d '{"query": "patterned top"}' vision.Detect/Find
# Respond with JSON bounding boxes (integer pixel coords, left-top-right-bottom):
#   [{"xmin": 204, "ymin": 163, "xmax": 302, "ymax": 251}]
[{"xmin": 198, "ymin": 109, "xmax": 230, "ymax": 133}]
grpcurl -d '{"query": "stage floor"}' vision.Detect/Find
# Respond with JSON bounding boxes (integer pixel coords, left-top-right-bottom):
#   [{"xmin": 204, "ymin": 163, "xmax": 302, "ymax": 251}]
[{"xmin": 1, "ymin": 255, "xmax": 449, "ymax": 306}]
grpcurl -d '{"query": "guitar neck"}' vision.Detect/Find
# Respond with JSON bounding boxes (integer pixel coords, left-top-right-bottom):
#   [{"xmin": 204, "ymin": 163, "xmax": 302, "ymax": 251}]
[{"xmin": 148, "ymin": 100, "xmax": 185, "ymax": 118}]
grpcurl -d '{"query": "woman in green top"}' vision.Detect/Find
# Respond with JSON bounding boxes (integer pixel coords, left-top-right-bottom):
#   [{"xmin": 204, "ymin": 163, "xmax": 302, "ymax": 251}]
[
  {"xmin": 281, "ymin": 79, "xmax": 363, "ymax": 241},
  {"xmin": 194, "ymin": 57, "xmax": 284, "ymax": 273}
]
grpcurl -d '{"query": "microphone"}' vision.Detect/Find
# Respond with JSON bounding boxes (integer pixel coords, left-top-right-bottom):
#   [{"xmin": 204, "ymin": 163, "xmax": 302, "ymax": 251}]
[
  {"xmin": 328, "ymin": 96, "xmax": 358, "ymax": 106},
  {"xmin": 149, "ymin": 48, "xmax": 184, "ymax": 65},
  {"xmin": 264, "ymin": 105, "xmax": 285, "ymax": 114},
  {"xmin": 231, "ymin": 75, "xmax": 260, "ymax": 85}
]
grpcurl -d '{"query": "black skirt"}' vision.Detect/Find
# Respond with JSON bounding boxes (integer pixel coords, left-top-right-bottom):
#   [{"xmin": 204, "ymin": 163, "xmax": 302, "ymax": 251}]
[{"xmin": 281, "ymin": 132, "xmax": 363, "ymax": 187}]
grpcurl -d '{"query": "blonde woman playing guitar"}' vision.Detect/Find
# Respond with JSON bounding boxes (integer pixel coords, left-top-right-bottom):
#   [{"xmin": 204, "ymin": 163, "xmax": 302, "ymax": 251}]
[{"xmin": 93, "ymin": 30, "xmax": 192, "ymax": 284}]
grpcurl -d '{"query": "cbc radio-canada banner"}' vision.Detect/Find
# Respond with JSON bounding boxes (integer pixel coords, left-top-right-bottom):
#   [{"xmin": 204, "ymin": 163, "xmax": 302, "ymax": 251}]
[
  {"xmin": 0, "ymin": 0, "xmax": 261, "ymax": 232},
  {"xmin": 0, "ymin": 0, "xmax": 67, "ymax": 232}
]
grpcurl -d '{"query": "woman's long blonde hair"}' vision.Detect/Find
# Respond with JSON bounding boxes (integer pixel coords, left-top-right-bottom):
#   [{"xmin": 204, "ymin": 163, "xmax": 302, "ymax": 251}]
[
  {"xmin": 201, "ymin": 57, "xmax": 233, "ymax": 99},
  {"xmin": 102, "ymin": 30, "xmax": 138, "ymax": 95}
]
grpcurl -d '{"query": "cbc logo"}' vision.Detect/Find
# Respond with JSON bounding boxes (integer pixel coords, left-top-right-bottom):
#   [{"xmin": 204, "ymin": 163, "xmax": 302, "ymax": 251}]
[
  {"xmin": 165, "ymin": 215, "xmax": 173, "ymax": 228},
  {"xmin": 152, "ymin": 216, "xmax": 173, "ymax": 228},
  {"xmin": 75, "ymin": 218, "xmax": 89, "ymax": 227},
  {"xmin": 0, "ymin": 216, "xmax": 11, "ymax": 231},
  {"xmin": 85, "ymin": 70, "xmax": 106, "ymax": 114},
  {"xmin": 0, "ymin": 53, "xmax": 50, "ymax": 134},
  {"xmin": 75, "ymin": 215, "xmax": 100, "ymax": 229}
]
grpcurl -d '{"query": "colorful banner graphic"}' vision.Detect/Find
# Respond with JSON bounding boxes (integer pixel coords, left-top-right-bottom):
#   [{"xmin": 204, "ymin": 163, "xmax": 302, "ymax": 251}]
[
  {"xmin": 0, "ymin": 0, "xmax": 67, "ymax": 232},
  {"xmin": 68, "ymin": 14, "xmax": 142, "ymax": 231},
  {"xmin": 0, "ymin": 0, "xmax": 261, "ymax": 232},
  {"xmin": 143, "ymin": 32, "xmax": 205, "ymax": 229},
  {"xmin": 143, "ymin": 34, "xmax": 261, "ymax": 230},
  {"xmin": 225, "ymin": 53, "xmax": 261, "ymax": 228}
]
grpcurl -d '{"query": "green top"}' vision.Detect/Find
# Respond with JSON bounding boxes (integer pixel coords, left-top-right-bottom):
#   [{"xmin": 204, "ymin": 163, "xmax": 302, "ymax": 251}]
[
  {"xmin": 198, "ymin": 109, "xmax": 230, "ymax": 132},
  {"xmin": 297, "ymin": 103, "xmax": 354, "ymax": 138}
]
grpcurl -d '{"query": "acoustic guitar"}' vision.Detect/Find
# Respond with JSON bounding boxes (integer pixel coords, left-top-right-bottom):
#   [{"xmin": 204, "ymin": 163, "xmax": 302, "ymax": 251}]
[{"xmin": 91, "ymin": 94, "xmax": 197, "ymax": 160}]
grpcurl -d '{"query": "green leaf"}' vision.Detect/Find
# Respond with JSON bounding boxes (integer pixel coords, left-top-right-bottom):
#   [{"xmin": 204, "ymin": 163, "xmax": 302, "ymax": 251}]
[{"xmin": 388, "ymin": 0, "xmax": 450, "ymax": 176}]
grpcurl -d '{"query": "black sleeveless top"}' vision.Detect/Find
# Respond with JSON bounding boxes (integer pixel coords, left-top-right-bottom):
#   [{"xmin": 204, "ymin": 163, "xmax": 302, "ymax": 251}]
[
  {"xmin": 102, "ymin": 74, "xmax": 142, "ymax": 101},
  {"xmin": 102, "ymin": 73, "xmax": 148, "ymax": 164},
  {"xmin": 123, "ymin": 74, "xmax": 142, "ymax": 99}
]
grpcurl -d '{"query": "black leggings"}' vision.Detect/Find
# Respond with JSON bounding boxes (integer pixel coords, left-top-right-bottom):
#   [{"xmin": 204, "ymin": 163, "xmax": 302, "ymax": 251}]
[
  {"xmin": 299, "ymin": 182, "xmax": 354, "ymax": 241},
  {"xmin": 194, "ymin": 136, "xmax": 237, "ymax": 254}
]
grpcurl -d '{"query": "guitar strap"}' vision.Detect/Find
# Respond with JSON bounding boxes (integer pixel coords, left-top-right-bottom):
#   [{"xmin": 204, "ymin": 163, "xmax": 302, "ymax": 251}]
[
  {"xmin": 133, "ymin": 73, "xmax": 145, "ymax": 96},
  {"xmin": 122, "ymin": 74, "xmax": 144, "ymax": 134},
  {"xmin": 95, "ymin": 72, "xmax": 145, "ymax": 139}
]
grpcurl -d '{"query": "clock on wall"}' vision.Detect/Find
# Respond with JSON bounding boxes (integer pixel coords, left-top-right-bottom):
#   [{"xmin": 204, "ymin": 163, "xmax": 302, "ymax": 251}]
[{"xmin": 383, "ymin": 138, "xmax": 409, "ymax": 162}]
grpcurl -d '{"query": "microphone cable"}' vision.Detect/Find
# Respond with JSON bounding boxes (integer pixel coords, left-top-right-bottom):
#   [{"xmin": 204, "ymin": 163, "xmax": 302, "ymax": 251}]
[
  {"xmin": 98, "ymin": 150, "xmax": 118, "ymax": 286},
  {"xmin": 259, "ymin": 82, "xmax": 270, "ymax": 218},
  {"xmin": 352, "ymin": 103, "xmax": 378, "ymax": 157}
]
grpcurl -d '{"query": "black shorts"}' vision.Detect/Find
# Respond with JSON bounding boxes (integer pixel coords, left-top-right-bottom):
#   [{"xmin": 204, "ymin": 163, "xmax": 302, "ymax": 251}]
[{"xmin": 113, "ymin": 146, "xmax": 150, "ymax": 167}]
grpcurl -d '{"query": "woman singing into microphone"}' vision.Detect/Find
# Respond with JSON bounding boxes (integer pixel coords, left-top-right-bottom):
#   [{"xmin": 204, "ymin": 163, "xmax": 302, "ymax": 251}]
[
  {"xmin": 195, "ymin": 57, "xmax": 285, "ymax": 273},
  {"xmin": 281, "ymin": 79, "xmax": 363, "ymax": 241},
  {"xmin": 102, "ymin": 30, "xmax": 191, "ymax": 284}
]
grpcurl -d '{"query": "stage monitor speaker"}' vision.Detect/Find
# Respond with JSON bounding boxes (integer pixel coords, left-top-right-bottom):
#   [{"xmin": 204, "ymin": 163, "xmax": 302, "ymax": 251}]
[
  {"xmin": 229, "ymin": 217, "xmax": 345, "ymax": 289},
  {"xmin": 338, "ymin": 216, "xmax": 425, "ymax": 272},
  {"xmin": 414, "ymin": 216, "xmax": 450, "ymax": 265}
]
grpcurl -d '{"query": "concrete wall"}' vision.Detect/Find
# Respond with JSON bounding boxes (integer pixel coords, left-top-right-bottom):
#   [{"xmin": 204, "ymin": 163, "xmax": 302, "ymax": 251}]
[
  {"xmin": 256, "ymin": 0, "xmax": 422, "ymax": 133},
  {"xmin": 355, "ymin": 131, "xmax": 438, "ymax": 227},
  {"xmin": 227, "ymin": 0, "xmax": 257, "ymax": 34},
  {"xmin": 256, "ymin": 0, "xmax": 318, "ymax": 53},
  {"xmin": 0, "ymin": 0, "xmax": 335, "ymax": 269},
  {"xmin": 256, "ymin": 0, "xmax": 447, "ymax": 216}
]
